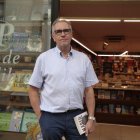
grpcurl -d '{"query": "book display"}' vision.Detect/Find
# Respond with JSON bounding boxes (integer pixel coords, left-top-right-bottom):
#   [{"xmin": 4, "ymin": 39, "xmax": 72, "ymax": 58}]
[{"xmin": 0, "ymin": 0, "xmax": 55, "ymax": 138}]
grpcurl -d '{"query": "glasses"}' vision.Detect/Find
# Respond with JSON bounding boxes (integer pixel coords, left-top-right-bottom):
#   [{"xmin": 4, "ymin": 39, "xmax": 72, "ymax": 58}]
[{"xmin": 54, "ymin": 29, "xmax": 71, "ymax": 35}]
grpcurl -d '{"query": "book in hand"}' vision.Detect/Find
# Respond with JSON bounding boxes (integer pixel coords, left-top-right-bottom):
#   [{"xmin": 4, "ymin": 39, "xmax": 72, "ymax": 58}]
[{"xmin": 74, "ymin": 111, "xmax": 88, "ymax": 135}]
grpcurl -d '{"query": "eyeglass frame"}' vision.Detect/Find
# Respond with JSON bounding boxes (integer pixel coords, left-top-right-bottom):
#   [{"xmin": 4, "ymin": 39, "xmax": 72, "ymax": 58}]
[{"xmin": 53, "ymin": 29, "xmax": 72, "ymax": 35}]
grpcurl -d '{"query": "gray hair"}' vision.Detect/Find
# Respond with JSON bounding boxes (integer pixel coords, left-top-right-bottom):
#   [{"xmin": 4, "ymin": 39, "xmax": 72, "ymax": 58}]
[{"xmin": 52, "ymin": 18, "xmax": 72, "ymax": 34}]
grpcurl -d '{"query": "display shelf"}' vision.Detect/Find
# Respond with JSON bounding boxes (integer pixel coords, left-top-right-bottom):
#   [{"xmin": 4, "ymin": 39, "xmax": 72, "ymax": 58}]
[
  {"xmin": 0, "ymin": 52, "xmax": 41, "ymax": 56},
  {"xmin": 0, "ymin": 100, "xmax": 31, "ymax": 107},
  {"xmin": 0, "ymin": 131, "xmax": 26, "ymax": 136},
  {"xmin": 95, "ymin": 112, "xmax": 140, "ymax": 125},
  {"xmin": 0, "ymin": 63, "xmax": 35, "ymax": 66},
  {"xmin": 96, "ymin": 99, "xmax": 140, "ymax": 106}
]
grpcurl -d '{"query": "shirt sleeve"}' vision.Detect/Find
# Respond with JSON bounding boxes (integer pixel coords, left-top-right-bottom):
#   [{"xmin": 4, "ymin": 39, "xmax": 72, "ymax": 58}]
[
  {"xmin": 28, "ymin": 55, "xmax": 44, "ymax": 88},
  {"xmin": 85, "ymin": 57, "xmax": 99, "ymax": 87}
]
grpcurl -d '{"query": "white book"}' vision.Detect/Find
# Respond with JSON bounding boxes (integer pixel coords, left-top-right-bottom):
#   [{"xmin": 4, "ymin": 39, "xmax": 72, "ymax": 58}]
[{"xmin": 74, "ymin": 111, "xmax": 88, "ymax": 135}]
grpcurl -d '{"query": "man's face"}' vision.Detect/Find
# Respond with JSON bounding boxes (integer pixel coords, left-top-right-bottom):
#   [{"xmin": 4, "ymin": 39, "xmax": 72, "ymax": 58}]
[{"xmin": 52, "ymin": 22, "xmax": 73, "ymax": 48}]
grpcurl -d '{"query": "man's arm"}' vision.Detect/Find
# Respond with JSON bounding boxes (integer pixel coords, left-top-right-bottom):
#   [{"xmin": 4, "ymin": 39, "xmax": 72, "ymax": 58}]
[
  {"xmin": 84, "ymin": 85, "xmax": 95, "ymax": 137},
  {"xmin": 29, "ymin": 85, "xmax": 41, "ymax": 120}
]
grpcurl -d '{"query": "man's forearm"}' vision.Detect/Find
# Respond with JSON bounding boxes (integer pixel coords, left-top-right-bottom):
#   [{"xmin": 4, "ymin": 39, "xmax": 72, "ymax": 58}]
[
  {"xmin": 85, "ymin": 86, "xmax": 95, "ymax": 117},
  {"xmin": 29, "ymin": 86, "xmax": 41, "ymax": 119}
]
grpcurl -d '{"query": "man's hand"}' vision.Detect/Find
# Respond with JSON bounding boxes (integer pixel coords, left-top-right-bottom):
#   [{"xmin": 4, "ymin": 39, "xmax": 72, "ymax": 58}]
[
  {"xmin": 85, "ymin": 120, "xmax": 95, "ymax": 137},
  {"xmin": 37, "ymin": 111, "xmax": 42, "ymax": 121}
]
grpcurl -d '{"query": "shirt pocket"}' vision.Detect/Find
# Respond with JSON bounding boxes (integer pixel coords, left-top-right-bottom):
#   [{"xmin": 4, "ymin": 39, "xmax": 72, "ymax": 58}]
[{"xmin": 74, "ymin": 70, "xmax": 86, "ymax": 85}]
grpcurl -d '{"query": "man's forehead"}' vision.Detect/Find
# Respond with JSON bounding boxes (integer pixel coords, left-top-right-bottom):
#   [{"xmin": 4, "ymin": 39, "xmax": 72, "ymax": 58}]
[{"xmin": 54, "ymin": 22, "xmax": 69, "ymax": 29}]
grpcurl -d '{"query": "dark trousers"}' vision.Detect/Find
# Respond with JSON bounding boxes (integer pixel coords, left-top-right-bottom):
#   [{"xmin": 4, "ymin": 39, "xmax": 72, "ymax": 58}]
[{"xmin": 39, "ymin": 109, "xmax": 87, "ymax": 140}]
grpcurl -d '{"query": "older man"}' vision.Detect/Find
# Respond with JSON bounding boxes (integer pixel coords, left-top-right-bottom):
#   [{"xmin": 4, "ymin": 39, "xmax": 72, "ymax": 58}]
[{"xmin": 28, "ymin": 18, "xmax": 98, "ymax": 140}]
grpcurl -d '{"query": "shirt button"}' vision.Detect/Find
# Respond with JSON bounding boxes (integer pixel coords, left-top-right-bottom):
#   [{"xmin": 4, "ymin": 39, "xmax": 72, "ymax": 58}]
[
  {"xmin": 71, "ymin": 100, "xmax": 73, "ymax": 102},
  {"xmin": 69, "ymin": 79, "xmax": 71, "ymax": 81},
  {"xmin": 70, "ymin": 89, "xmax": 72, "ymax": 91}
]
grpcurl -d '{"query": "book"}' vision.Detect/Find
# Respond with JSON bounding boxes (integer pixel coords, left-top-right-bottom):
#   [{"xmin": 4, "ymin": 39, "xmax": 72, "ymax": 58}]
[
  {"xmin": 122, "ymin": 105, "xmax": 129, "ymax": 114},
  {"xmin": 110, "ymin": 91, "xmax": 117, "ymax": 99},
  {"xmin": 124, "ymin": 91, "xmax": 131, "ymax": 100},
  {"xmin": 0, "ymin": 113, "xmax": 12, "ymax": 131},
  {"xmin": 136, "ymin": 107, "xmax": 140, "ymax": 115},
  {"xmin": 116, "ymin": 104, "xmax": 121, "ymax": 114},
  {"xmin": 98, "ymin": 90, "xmax": 105, "ymax": 99},
  {"xmin": 30, "ymin": 5, "xmax": 47, "ymax": 21},
  {"xmin": 20, "ymin": 112, "xmax": 38, "ymax": 132},
  {"xmin": 5, "ymin": 5, "xmax": 18, "ymax": 21},
  {"xmin": 117, "ymin": 91, "xmax": 125, "ymax": 100},
  {"xmin": 109, "ymin": 104, "xmax": 115, "ymax": 113},
  {"xmin": 11, "ymin": 71, "xmax": 32, "ymax": 92},
  {"xmin": 129, "ymin": 106, "xmax": 135, "ymax": 115},
  {"xmin": 9, "ymin": 111, "xmax": 24, "ymax": 132},
  {"xmin": 74, "ymin": 111, "xmax": 88, "ymax": 135},
  {"xmin": 104, "ymin": 91, "xmax": 110, "ymax": 99},
  {"xmin": 131, "ymin": 92, "xmax": 138, "ymax": 100},
  {"xmin": 96, "ymin": 103, "xmax": 102, "ymax": 113},
  {"xmin": 18, "ymin": 6, "xmax": 31, "ymax": 21},
  {"xmin": 102, "ymin": 104, "xmax": 109, "ymax": 113},
  {"xmin": 26, "ymin": 34, "xmax": 42, "ymax": 52}
]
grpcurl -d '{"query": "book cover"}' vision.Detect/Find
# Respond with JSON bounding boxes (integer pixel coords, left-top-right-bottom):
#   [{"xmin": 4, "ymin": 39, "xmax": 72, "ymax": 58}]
[
  {"xmin": 102, "ymin": 104, "xmax": 109, "ymax": 113},
  {"xmin": 117, "ymin": 91, "xmax": 125, "ymax": 100},
  {"xmin": 131, "ymin": 92, "xmax": 138, "ymax": 100},
  {"xmin": 110, "ymin": 91, "xmax": 117, "ymax": 99},
  {"xmin": 98, "ymin": 90, "xmax": 105, "ymax": 99},
  {"xmin": 5, "ymin": 5, "xmax": 18, "ymax": 21},
  {"xmin": 0, "ymin": 113, "xmax": 12, "ymax": 131},
  {"xmin": 104, "ymin": 91, "xmax": 110, "ymax": 99},
  {"xmin": 136, "ymin": 107, "xmax": 140, "ymax": 115},
  {"xmin": 10, "ymin": 33, "xmax": 26, "ymax": 52},
  {"xmin": 122, "ymin": 105, "xmax": 129, "ymax": 114},
  {"xmin": 18, "ymin": 6, "xmax": 31, "ymax": 21},
  {"xmin": 9, "ymin": 111, "xmax": 24, "ymax": 132},
  {"xmin": 74, "ymin": 111, "xmax": 88, "ymax": 135},
  {"xmin": 124, "ymin": 91, "xmax": 131, "ymax": 100},
  {"xmin": 129, "ymin": 106, "xmax": 135, "ymax": 115},
  {"xmin": 116, "ymin": 104, "xmax": 121, "ymax": 114},
  {"xmin": 26, "ymin": 34, "xmax": 42, "ymax": 52},
  {"xmin": 109, "ymin": 104, "xmax": 115, "ymax": 113},
  {"xmin": 96, "ymin": 103, "xmax": 102, "ymax": 113},
  {"xmin": 30, "ymin": 5, "xmax": 46, "ymax": 21},
  {"xmin": 11, "ymin": 71, "xmax": 32, "ymax": 92},
  {"xmin": 20, "ymin": 112, "xmax": 38, "ymax": 133}
]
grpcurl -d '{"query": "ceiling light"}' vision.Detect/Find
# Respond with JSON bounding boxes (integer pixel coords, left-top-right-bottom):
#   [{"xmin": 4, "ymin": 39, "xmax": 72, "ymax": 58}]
[
  {"xmin": 72, "ymin": 38, "xmax": 97, "ymax": 56},
  {"xmin": 65, "ymin": 19, "xmax": 121, "ymax": 22},
  {"xmin": 102, "ymin": 42, "xmax": 108, "ymax": 50},
  {"xmin": 124, "ymin": 20, "xmax": 140, "ymax": 22},
  {"xmin": 120, "ymin": 51, "xmax": 128, "ymax": 55}
]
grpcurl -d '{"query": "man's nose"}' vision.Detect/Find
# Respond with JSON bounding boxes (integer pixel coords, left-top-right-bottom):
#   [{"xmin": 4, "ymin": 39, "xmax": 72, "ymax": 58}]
[{"xmin": 61, "ymin": 31, "xmax": 65, "ymax": 36}]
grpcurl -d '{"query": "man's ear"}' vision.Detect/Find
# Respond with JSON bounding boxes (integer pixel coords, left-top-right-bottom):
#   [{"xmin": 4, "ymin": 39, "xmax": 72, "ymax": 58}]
[{"xmin": 52, "ymin": 34, "xmax": 56, "ymax": 42}]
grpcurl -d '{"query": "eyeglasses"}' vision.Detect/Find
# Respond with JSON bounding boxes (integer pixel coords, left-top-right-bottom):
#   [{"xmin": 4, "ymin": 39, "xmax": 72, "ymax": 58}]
[{"xmin": 54, "ymin": 29, "xmax": 71, "ymax": 35}]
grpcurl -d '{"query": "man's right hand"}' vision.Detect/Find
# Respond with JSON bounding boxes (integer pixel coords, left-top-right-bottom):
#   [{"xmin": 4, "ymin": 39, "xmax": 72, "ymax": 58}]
[{"xmin": 37, "ymin": 111, "xmax": 42, "ymax": 121}]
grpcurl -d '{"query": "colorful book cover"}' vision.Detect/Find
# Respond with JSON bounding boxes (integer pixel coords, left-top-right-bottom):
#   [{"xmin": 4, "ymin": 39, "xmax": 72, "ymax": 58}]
[
  {"xmin": 18, "ymin": 6, "xmax": 31, "ymax": 21},
  {"xmin": 5, "ymin": 5, "xmax": 18, "ymax": 21},
  {"xmin": 10, "ymin": 33, "xmax": 26, "ymax": 52},
  {"xmin": 11, "ymin": 71, "xmax": 32, "ymax": 92},
  {"xmin": 9, "ymin": 111, "xmax": 24, "ymax": 132},
  {"xmin": 26, "ymin": 34, "xmax": 42, "ymax": 52},
  {"xmin": 20, "ymin": 112, "xmax": 38, "ymax": 133},
  {"xmin": 110, "ymin": 91, "xmax": 117, "ymax": 99},
  {"xmin": 96, "ymin": 103, "xmax": 102, "ymax": 113},
  {"xmin": 116, "ymin": 104, "xmax": 121, "ymax": 114},
  {"xmin": 117, "ymin": 91, "xmax": 125, "ymax": 100},
  {"xmin": 131, "ymin": 92, "xmax": 138, "ymax": 100},
  {"xmin": 129, "ymin": 106, "xmax": 135, "ymax": 115},
  {"xmin": 122, "ymin": 105, "xmax": 129, "ymax": 114},
  {"xmin": 102, "ymin": 104, "xmax": 109, "ymax": 113},
  {"xmin": 125, "ymin": 91, "xmax": 131, "ymax": 100},
  {"xmin": 0, "ymin": 113, "xmax": 12, "ymax": 131},
  {"xmin": 30, "ymin": 5, "xmax": 46, "ymax": 21}
]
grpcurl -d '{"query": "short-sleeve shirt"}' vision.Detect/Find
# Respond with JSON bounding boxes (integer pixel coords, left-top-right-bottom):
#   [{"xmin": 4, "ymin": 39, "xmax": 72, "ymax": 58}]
[{"xmin": 28, "ymin": 46, "xmax": 99, "ymax": 113}]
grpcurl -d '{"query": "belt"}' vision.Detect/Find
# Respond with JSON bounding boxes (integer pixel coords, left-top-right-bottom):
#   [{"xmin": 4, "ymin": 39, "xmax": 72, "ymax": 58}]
[{"xmin": 66, "ymin": 109, "xmax": 81, "ymax": 113}]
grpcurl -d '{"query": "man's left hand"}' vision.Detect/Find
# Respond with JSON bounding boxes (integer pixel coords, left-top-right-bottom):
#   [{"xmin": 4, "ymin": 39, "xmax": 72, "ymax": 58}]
[{"xmin": 85, "ymin": 119, "xmax": 95, "ymax": 137}]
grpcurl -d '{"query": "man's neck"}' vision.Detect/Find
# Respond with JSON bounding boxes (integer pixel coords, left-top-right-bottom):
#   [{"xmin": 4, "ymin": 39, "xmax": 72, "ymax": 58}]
[{"xmin": 58, "ymin": 45, "xmax": 71, "ymax": 58}]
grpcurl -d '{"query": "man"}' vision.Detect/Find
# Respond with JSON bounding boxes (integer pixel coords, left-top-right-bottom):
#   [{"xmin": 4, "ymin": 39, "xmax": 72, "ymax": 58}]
[{"xmin": 28, "ymin": 18, "xmax": 99, "ymax": 140}]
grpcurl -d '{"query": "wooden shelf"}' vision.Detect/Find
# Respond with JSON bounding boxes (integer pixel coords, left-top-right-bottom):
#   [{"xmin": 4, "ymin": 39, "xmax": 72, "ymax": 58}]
[
  {"xmin": 96, "ymin": 98, "xmax": 140, "ymax": 106},
  {"xmin": 0, "ymin": 63, "xmax": 35, "ymax": 66},
  {"xmin": 95, "ymin": 112, "xmax": 140, "ymax": 125},
  {"xmin": 0, "ymin": 100, "xmax": 31, "ymax": 107},
  {"xmin": 0, "ymin": 52, "xmax": 40, "ymax": 56},
  {"xmin": 0, "ymin": 131, "xmax": 26, "ymax": 136}
]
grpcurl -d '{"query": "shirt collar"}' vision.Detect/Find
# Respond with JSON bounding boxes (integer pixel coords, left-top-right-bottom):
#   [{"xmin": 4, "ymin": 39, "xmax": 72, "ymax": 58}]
[{"xmin": 55, "ymin": 46, "xmax": 73, "ymax": 58}]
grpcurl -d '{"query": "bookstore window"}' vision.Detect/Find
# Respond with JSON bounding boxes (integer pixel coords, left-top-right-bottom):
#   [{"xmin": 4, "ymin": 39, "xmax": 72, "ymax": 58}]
[{"xmin": 0, "ymin": 0, "xmax": 52, "ymax": 138}]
